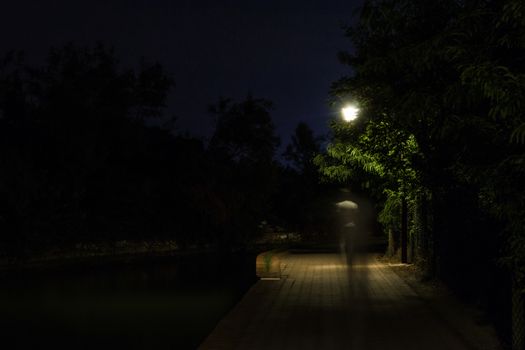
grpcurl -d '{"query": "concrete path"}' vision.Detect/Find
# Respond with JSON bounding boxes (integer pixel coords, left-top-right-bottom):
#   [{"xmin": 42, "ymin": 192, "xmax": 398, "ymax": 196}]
[{"xmin": 199, "ymin": 251, "xmax": 491, "ymax": 350}]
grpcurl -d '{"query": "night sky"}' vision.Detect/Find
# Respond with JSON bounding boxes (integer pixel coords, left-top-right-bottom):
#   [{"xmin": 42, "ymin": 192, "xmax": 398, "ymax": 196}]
[{"xmin": 1, "ymin": 0, "xmax": 362, "ymax": 143}]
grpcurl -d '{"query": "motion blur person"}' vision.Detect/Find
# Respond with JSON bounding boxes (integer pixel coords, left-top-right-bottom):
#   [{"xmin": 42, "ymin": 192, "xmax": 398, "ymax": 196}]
[
  {"xmin": 336, "ymin": 200, "xmax": 360, "ymax": 265},
  {"xmin": 342, "ymin": 221, "xmax": 357, "ymax": 265}
]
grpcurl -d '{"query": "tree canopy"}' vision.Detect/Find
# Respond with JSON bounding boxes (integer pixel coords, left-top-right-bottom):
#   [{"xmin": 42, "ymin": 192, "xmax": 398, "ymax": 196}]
[
  {"xmin": 318, "ymin": 1, "xmax": 525, "ymax": 342},
  {"xmin": 0, "ymin": 45, "xmax": 292, "ymax": 255}
]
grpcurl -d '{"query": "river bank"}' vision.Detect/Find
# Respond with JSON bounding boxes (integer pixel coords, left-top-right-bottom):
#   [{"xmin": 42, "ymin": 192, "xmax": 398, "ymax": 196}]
[{"xmin": 0, "ymin": 247, "xmax": 258, "ymax": 349}]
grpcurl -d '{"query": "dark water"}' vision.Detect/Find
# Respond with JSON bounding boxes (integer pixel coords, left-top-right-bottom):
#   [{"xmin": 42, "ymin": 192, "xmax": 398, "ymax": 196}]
[{"xmin": 0, "ymin": 252, "xmax": 257, "ymax": 350}]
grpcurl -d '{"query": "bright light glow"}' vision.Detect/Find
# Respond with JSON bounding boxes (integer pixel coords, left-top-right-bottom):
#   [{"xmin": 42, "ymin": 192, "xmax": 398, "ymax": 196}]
[
  {"xmin": 342, "ymin": 105, "xmax": 360, "ymax": 122},
  {"xmin": 335, "ymin": 200, "xmax": 359, "ymax": 209}
]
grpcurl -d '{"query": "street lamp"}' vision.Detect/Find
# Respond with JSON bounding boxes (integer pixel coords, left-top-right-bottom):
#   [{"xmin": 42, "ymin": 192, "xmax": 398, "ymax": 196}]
[{"xmin": 342, "ymin": 105, "xmax": 359, "ymax": 122}]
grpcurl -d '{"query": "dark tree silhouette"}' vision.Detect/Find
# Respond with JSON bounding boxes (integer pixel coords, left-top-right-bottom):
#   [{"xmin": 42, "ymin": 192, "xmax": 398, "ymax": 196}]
[
  {"xmin": 283, "ymin": 121, "xmax": 322, "ymax": 175},
  {"xmin": 208, "ymin": 96, "xmax": 281, "ymax": 248},
  {"xmin": 276, "ymin": 122, "xmax": 339, "ymax": 240},
  {"xmin": 0, "ymin": 46, "xmax": 309, "ymax": 257},
  {"xmin": 0, "ymin": 44, "xmax": 185, "ymax": 256}
]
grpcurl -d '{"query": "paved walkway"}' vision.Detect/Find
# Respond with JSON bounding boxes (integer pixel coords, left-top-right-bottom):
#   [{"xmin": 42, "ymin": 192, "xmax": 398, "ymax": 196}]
[{"xmin": 200, "ymin": 251, "xmax": 496, "ymax": 350}]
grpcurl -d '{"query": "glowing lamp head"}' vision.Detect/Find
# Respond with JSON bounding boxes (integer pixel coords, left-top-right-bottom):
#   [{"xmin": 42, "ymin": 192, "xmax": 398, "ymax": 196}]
[{"xmin": 342, "ymin": 105, "xmax": 359, "ymax": 122}]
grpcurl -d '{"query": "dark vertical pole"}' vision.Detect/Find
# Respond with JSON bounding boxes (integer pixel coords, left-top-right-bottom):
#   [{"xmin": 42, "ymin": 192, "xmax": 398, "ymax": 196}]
[
  {"xmin": 388, "ymin": 228, "xmax": 396, "ymax": 257},
  {"xmin": 409, "ymin": 200, "xmax": 415, "ymax": 263},
  {"xmin": 512, "ymin": 277, "xmax": 525, "ymax": 350},
  {"xmin": 401, "ymin": 196, "xmax": 408, "ymax": 264}
]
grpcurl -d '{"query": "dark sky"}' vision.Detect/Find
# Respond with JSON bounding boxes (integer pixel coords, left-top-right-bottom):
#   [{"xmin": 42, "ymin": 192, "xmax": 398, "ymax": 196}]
[{"xmin": 0, "ymin": 0, "xmax": 362, "ymax": 143}]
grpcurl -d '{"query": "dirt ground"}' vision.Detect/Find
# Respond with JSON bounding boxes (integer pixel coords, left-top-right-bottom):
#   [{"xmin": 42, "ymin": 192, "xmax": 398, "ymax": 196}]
[{"xmin": 384, "ymin": 256, "xmax": 504, "ymax": 350}]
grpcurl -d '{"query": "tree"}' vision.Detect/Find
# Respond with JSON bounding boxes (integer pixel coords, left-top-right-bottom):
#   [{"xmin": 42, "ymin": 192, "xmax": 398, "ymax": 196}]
[
  {"xmin": 276, "ymin": 122, "xmax": 338, "ymax": 239},
  {"xmin": 0, "ymin": 43, "xmax": 176, "ymax": 254},
  {"xmin": 283, "ymin": 122, "xmax": 322, "ymax": 175},
  {"xmin": 316, "ymin": 118, "xmax": 420, "ymax": 262},
  {"xmin": 208, "ymin": 96, "xmax": 280, "ymax": 248},
  {"xmin": 322, "ymin": 0, "xmax": 525, "ymax": 345},
  {"xmin": 209, "ymin": 96, "xmax": 279, "ymax": 165}
]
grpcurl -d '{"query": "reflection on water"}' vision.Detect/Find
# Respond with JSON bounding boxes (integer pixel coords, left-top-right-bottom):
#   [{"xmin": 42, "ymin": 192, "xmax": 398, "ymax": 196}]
[{"xmin": 0, "ymin": 252, "xmax": 256, "ymax": 349}]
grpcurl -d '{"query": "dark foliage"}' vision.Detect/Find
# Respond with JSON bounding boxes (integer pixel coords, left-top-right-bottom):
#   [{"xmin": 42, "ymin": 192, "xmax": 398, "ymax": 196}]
[
  {"xmin": 318, "ymin": 0, "xmax": 525, "ymax": 345},
  {"xmin": 0, "ymin": 44, "xmax": 330, "ymax": 258}
]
